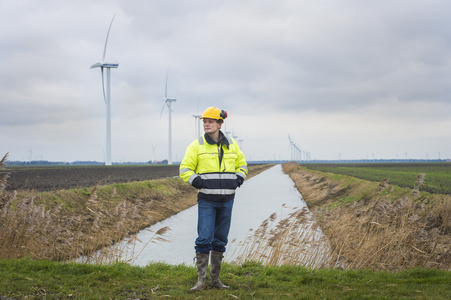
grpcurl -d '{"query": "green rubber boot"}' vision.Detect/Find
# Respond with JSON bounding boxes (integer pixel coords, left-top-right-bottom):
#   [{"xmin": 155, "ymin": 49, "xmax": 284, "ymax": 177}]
[
  {"xmin": 209, "ymin": 251, "xmax": 230, "ymax": 289},
  {"xmin": 190, "ymin": 253, "xmax": 209, "ymax": 291}
]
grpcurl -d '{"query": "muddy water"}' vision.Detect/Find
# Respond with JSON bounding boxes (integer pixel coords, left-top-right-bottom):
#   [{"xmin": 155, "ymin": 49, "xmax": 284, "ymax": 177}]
[{"xmin": 118, "ymin": 164, "xmax": 325, "ymax": 266}]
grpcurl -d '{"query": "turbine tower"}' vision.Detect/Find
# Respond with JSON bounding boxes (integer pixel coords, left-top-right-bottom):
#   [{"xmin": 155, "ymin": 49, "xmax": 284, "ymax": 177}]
[
  {"xmin": 288, "ymin": 135, "xmax": 294, "ymax": 161},
  {"xmin": 192, "ymin": 95, "xmax": 202, "ymax": 138},
  {"xmin": 192, "ymin": 114, "xmax": 201, "ymax": 137},
  {"xmin": 238, "ymin": 138, "xmax": 244, "ymax": 149},
  {"xmin": 90, "ymin": 15, "xmax": 119, "ymax": 166},
  {"xmin": 160, "ymin": 70, "xmax": 176, "ymax": 165}
]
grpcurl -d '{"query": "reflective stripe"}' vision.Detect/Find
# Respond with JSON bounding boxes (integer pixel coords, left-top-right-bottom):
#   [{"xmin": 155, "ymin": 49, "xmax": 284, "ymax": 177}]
[
  {"xmin": 240, "ymin": 165, "xmax": 248, "ymax": 171},
  {"xmin": 198, "ymin": 136, "xmax": 204, "ymax": 145},
  {"xmin": 199, "ymin": 188, "xmax": 236, "ymax": 195},
  {"xmin": 236, "ymin": 172, "xmax": 245, "ymax": 179},
  {"xmin": 180, "ymin": 168, "xmax": 191, "ymax": 175},
  {"xmin": 200, "ymin": 173, "xmax": 236, "ymax": 180},
  {"xmin": 188, "ymin": 173, "xmax": 199, "ymax": 185}
]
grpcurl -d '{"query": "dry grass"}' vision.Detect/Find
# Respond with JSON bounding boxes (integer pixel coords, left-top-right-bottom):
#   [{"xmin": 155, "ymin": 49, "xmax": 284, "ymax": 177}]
[
  {"xmin": 0, "ymin": 153, "xmax": 196, "ymax": 262},
  {"xmin": 1, "ymin": 154, "xmax": 272, "ymax": 264},
  {"xmin": 232, "ymin": 206, "xmax": 332, "ymax": 268},
  {"xmin": 282, "ymin": 161, "xmax": 451, "ymax": 270}
]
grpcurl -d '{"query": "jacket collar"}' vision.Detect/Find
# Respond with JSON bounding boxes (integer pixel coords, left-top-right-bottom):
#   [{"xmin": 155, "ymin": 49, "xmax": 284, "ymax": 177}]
[{"xmin": 204, "ymin": 130, "xmax": 230, "ymax": 148}]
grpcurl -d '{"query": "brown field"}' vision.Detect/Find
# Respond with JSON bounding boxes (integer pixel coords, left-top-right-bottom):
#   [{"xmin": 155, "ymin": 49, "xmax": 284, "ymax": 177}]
[
  {"xmin": 1, "ymin": 163, "xmax": 269, "ymax": 192},
  {"xmin": 1, "ymin": 165, "xmax": 180, "ymax": 192}
]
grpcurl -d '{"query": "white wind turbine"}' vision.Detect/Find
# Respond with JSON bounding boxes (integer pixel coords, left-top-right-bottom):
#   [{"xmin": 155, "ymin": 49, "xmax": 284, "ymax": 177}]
[
  {"xmin": 90, "ymin": 15, "xmax": 119, "ymax": 166},
  {"xmin": 151, "ymin": 144, "xmax": 157, "ymax": 163},
  {"xmin": 238, "ymin": 137, "xmax": 244, "ymax": 149},
  {"xmin": 160, "ymin": 70, "xmax": 176, "ymax": 165},
  {"xmin": 192, "ymin": 95, "xmax": 202, "ymax": 138},
  {"xmin": 288, "ymin": 135, "xmax": 295, "ymax": 161},
  {"xmin": 192, "ymin": 113, "xmax": 201, "ymax": 137}
]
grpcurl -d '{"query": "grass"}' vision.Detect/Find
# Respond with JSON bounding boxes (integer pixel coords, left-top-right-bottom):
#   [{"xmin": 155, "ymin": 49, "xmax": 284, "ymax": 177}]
[
  {"xmin": 0, "ymin": 176, "xmax": 196, "ymax": 262},
  {"xmin": 0, "ymin": 152, "xmax": 198, "ymax": 262},
  {"xmin": 0, "ymin": 153, "xmax": 273, "ymax": 263},
  {"xmin": 1, "ymin": 259, "xmax": 450, "ymax": 299},
  {"xmin": 232, "ymin": 207, "xmax": 331, "ymax": 268},
  {"xmin": 282, "ymin": 162, "xmax": 451, "ymax": 271},
  {"xmin": 2, "ymin": 155, "xmax": 450, "ymax": 298},
  {"xmin": 302, "ymin": 162, "xmax": 451, "ymax": 194}
]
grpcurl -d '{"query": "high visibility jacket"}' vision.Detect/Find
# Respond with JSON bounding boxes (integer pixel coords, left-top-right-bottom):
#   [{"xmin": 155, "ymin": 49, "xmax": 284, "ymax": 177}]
[{"xmin": 180, "ymin": 131, "xmax": 248, "ymax": 201}]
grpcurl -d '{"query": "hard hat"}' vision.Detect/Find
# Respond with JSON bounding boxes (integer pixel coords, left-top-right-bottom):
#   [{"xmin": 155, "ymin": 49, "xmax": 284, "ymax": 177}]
[{"xmin": 200, "ymin": 107, "xmax": 227, "ymax": 120}]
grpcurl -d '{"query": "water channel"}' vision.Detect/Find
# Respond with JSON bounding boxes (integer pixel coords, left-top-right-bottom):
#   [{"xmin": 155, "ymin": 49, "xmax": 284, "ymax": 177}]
[{"xmin": 109, "ymin": 164, "xmax": 329, "ymax": 266}]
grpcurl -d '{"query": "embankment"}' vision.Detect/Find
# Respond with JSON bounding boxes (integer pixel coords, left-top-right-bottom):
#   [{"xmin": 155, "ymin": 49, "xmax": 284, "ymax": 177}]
[
  {"xmin": 282, "ymin": 162, "xmax": 451, "ymax": 270},
  {"xmin": 0, "ymin": 164, "xmax": 273, "ymax": 261}
]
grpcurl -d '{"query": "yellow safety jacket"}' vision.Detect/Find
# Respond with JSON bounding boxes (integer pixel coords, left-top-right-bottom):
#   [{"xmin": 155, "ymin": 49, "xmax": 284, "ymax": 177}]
[{"xmin": 180, "ymin": 131, "xmax": 248, "ymax": 201}]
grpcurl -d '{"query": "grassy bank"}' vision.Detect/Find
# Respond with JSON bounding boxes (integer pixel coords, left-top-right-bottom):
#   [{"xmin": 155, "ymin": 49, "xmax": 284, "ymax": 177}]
[
  {"xmin": 0, "ymin": 154, "xmax": 272, "ymax": 262},
  {"xmin": 1, "ymin": 258, "xmax": 450, "ymax": 299},
  {"xmin": 282, "ymin": 162, "xmax": 451, "ymax": 270},
  {"xmin": 302, "ymin": 162, "xmax": 451, "ymax": 194}
]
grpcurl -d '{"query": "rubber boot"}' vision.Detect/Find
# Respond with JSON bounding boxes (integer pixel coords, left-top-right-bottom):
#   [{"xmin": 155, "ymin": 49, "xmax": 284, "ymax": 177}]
[
  {"xmin": 209, "ymin": 251, "xmax": 230, "ymax": 289},
  {"xmin": 190, "ymin": 253, "xmax": 209, "ymax": 291}
]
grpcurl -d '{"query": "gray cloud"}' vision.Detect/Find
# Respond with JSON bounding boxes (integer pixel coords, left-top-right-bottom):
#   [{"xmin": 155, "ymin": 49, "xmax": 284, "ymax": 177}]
[{"xmin": 1, "ymin": 0, "xmax": 450, "ymax": 162}]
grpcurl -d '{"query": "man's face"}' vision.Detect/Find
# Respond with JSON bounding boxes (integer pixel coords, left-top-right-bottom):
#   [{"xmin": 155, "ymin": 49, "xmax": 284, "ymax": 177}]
[{"xmin": 203, "ymin": 118, "xmax": 221, "ymax": 134}]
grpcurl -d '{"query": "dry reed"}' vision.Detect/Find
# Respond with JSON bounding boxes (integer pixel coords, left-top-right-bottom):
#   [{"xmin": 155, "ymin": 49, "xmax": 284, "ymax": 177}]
[
  {"xmin": 232, "ymin": 206, "xmax": 333, "ymax": 268},
  {"xmin": 1, "ymin": 158, "xmax": 269, "ymax": 264},
  {"xmin": 282, "ymin": 162, "xmax": 451, "ymax": 270},
  {"xmin": 0, "ymin": 153, "xmax": 193, "ymax": 263}
]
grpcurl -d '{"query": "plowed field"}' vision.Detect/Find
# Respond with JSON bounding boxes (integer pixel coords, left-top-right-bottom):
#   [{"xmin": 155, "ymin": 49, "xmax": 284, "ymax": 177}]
[{"xmin": 1, "ymin": 165, "xmax": 180, "ymax": 192}]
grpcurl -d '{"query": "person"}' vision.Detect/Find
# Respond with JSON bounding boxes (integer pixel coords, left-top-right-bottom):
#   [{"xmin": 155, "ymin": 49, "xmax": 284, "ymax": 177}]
[{"xmin": 179, "ymin": 106, "xmax": 248, "ymax": 291}]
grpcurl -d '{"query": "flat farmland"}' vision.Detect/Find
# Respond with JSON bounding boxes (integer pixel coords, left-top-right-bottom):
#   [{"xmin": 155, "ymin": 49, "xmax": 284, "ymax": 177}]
[
  {"xmin": 1, "ymin": 165, "xmax": 180, "ymax": 192},
  {"xmin": 302, "ymin": 162, "xmax": 451, "ymax": 194}
]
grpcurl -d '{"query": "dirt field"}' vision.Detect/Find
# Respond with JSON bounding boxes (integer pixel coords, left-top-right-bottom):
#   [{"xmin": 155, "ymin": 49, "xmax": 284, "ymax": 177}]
[
  {"xmin": 1, "ymin": 165, "xmax": 180, "ymax": 192},
  {"xmin": 1, "ymin": 164, "xmax": 269, "ymax": 192}
]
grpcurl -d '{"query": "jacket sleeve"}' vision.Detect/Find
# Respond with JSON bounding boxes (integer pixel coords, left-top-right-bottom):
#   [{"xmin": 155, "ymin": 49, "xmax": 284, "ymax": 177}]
[
  {"xmin": 179, "ymin": 140, "xmax": 201, "ymax": 185},
  {"xmin": 234, "ymin": 143, "xmax": 248, "ymax": 181}
]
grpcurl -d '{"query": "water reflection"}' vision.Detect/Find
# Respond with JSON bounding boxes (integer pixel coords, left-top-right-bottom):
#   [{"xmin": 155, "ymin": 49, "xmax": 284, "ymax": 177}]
[{"xmin": 116, "ymin": 164, "xmax": 326, "ymax": 266}]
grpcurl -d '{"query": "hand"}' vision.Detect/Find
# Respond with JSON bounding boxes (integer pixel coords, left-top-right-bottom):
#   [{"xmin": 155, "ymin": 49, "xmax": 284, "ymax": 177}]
[
  {"xmin": 236, "ymin": 176, "xmax": 244, "ymax": 187},
  {"xmin": 192, "ymin": 176, "xmax": 204, "ymax": 189}
]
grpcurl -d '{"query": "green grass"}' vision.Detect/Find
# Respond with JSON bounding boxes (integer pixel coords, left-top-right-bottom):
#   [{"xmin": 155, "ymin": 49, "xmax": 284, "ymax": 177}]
[
  {"xmin": 1, "ymin": 259, "xmax": 450, "ymax": 299},
  {"xmin": 303, "ymin": 163, "xmax": 451, "ymax": 194}
]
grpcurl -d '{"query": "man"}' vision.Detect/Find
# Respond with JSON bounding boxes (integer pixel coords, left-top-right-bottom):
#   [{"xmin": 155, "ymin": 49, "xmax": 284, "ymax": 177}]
[{"xmin": 179, "ymin": 107, "xmax": 248, "ymax": 291}]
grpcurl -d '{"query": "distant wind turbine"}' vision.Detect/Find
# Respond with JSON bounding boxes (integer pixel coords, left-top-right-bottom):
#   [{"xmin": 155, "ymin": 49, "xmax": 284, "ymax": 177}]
[
  {"xmin": 90, "ymin": 15, "xmax": 119, "ymax": 166},
  {"xmin": 151, "ymin": 144, "xmax": 156, "ymax": 163},
  {"xmin": 160, "ymin": 69, "xmax": 176, "ymax": 165},
  {"xmin": 288, "ymin": 135, "xmax": 294, "ymax": 161},
  {"xmin": 238, "ymin": 138, "xmax": 244, "ymax": 149},
  {"xmin": 192, "ymin": 114, "xmax": 201, "ymax": 137},
  {"xmin": 192, "ymin": 95, "xmax": 202, "ymax": 138}
]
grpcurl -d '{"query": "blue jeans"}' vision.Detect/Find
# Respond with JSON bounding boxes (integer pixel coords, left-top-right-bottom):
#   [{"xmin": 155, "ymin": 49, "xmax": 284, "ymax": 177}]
[{"xmin": 195, "ymin": 199, "xmax": 234, "ymax": 254}]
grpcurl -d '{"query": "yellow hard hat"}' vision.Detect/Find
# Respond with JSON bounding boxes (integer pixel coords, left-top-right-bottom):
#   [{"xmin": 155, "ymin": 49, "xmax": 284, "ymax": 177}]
[{"xmin": 200, "ymin": 107, "xmax": 227, "ymax": 120}]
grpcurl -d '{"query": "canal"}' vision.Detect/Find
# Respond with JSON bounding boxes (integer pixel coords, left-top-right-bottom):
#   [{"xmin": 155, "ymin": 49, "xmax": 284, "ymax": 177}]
[{"xmin": 111, "ymin": 164, "xmax": 329, "ymax": 266}]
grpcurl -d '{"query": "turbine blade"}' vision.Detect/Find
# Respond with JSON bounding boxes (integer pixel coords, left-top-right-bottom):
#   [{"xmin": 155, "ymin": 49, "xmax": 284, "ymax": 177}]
[
  {"xmin": 102, "ymin": 14, "xmax": 116, "ymax": 61},
  {"xmin": 101, "ymin": 68, "xmax": 107, "ymax": 104},
  {"xmin": 160, "ymin": 101, "xmax": 166, "ymax": 120},
  {"xmin": 90, "ymin": 62, "xmax": 102, "ymax": 69}
]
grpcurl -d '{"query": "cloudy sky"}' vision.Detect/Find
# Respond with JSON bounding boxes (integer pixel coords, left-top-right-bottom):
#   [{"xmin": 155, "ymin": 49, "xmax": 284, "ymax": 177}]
[{"xmin": 1, "ymin": 0, "xmax": 450, "ymax": 163}]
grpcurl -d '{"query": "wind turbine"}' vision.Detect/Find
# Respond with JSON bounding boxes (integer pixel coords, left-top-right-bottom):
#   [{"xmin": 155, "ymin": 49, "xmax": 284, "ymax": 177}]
[
  {"xmin": 288, "ymin": 135, "xmax": 294, "ymax": 161},
  {"xmin": 90, "ymin": 15, "xmax": 119, "ymax": 166},
  {"xmin": 192, "ymin": 95, "xmax": 202, "ymax": 138},
  {"xmin": 152, "ymin": 144, "xmax": 156, "ymax": 163},
  {"xmin": 192, "ymin": 114, "xmax": 201, "ymax": 137},
  {"xmin": 238, "ymin": 138, "xmax": 244, "ymax": 149},
  {"xmin": 160, "ymin": 70, "xmax": 176, "ymax": 165}
]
